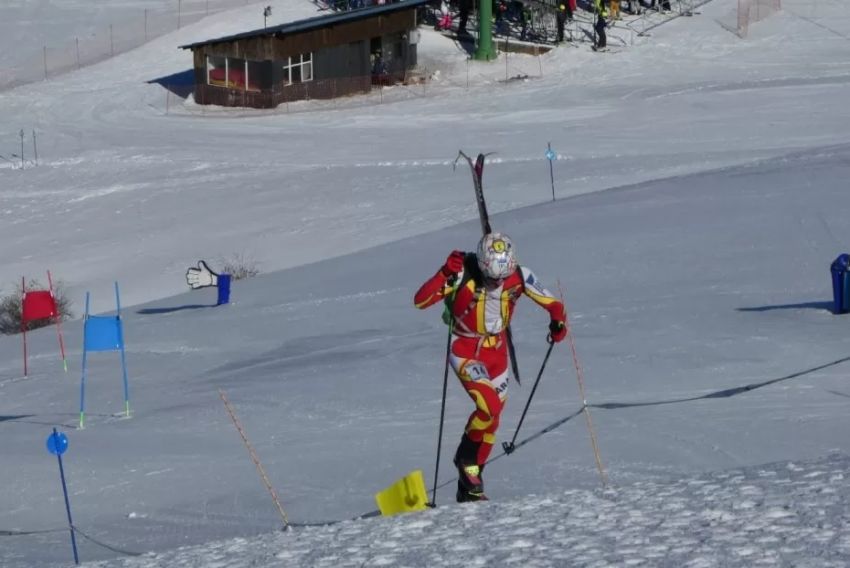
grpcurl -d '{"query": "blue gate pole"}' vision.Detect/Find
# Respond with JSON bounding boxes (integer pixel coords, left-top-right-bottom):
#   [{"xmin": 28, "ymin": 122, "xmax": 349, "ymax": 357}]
[
  {"xmin": 546, "ymin": 142, "xmax": 556, "ymax": 202},
  {"xmin": 115, "ymin": 282, "xmax": 130, "ymax": 416},
  {"xmin": 52, "ymin": 428, "xmax": 80, "ymax": 565}
]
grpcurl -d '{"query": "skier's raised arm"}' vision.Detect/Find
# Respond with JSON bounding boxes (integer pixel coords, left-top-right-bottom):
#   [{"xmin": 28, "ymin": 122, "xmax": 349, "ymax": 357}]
[{"xmin": 413, "ymin": 250, "xmax": 465, "ymax": 309}]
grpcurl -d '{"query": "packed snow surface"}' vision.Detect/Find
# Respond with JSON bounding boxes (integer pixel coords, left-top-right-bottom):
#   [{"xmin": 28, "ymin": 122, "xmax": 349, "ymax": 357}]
[{"xmin": 1, "ymin": 0, "xmax": 849, "ymax": 566}]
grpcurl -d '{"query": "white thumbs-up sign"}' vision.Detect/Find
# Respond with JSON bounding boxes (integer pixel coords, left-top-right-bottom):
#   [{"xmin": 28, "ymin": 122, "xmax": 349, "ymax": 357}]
[{"xmin": 186, "ymin": 260, "xmax": 219, "ymax": 289}]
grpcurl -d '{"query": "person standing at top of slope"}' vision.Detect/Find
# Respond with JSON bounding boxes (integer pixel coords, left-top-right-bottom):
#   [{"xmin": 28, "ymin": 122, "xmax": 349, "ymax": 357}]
[
  {"xmin": 593, "ymin": 0, "xmax": 609, "ymax": 50},
  {"xmin": 414, "ymin": 233, "xmax": 567, "ymax": 502}
]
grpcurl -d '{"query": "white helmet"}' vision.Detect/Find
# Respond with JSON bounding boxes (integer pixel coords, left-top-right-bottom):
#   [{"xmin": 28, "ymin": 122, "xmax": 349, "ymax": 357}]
[{"xmin": 477, "ymin": 232, "xmax": 517, "ymax": 281}]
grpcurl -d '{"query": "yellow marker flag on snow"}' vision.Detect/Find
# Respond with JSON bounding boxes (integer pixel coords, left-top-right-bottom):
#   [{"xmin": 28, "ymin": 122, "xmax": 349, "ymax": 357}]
[{"xmin": 374, "ymin": 469, "xmax": 429, "ymax": 517}]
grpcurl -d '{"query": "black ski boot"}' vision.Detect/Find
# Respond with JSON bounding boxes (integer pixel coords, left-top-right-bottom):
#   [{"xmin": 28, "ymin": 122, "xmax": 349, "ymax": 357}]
[{"xmin": 454, "ymin": 434, "xmax": 487, "ymax": 502}]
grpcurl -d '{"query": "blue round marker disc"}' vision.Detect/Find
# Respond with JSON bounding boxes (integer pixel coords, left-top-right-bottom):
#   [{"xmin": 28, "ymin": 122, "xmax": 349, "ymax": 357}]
[
  {"xmin": 46, "ymin": 431, "xmax": 69, "ymax": 456},
  {"xmin": 545, "ymin": 149, "xmax": 556, "ymax": 161}
]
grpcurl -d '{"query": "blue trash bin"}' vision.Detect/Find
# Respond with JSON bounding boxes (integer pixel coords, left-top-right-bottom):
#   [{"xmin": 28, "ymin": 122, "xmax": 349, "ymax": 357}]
[
  {"xmin": 830, "ymin": 254, "xmax": 850, "ymax": 314},
  {"xmin": 217, "ymin": 274, "xmax": 231, "ymax": 306}
]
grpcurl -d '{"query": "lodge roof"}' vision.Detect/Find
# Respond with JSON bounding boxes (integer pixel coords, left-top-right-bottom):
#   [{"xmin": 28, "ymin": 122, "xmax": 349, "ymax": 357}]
[{"xmin": 179, "ymin": 0, "xmax": 430, "ymax": 50}]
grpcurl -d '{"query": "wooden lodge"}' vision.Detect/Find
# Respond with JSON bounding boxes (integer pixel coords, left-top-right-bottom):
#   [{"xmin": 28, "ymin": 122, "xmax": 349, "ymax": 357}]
[{"xmin": 179, "ymin": 0, "xmax": 429, "ymax": 109}]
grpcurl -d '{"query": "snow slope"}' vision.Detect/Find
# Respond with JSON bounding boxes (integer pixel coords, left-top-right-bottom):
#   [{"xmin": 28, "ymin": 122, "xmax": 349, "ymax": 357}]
[
  {"xmin": 88, "ymin": 455, "xmax": 850, "ymax": 567},
  {"xmin": 1, "ymin": 0, "xmax": 850, "ymax": 566}
]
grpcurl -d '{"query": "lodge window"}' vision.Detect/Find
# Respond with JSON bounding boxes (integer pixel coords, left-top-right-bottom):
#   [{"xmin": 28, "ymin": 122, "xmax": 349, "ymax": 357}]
[
  {"xmin": 246, "ymin": 60, "xmax": 265, "ymax": 91},
  {"xmin": 207, "ymin": 56, "xmax": 228, "ymax": 87},
  {"xmin": 206, "ymin": 56, "xmax": 264, "ymax": 91},
  {"xmin": 281, "ymin": 53, "xmax": 313, "ymax": 85}
]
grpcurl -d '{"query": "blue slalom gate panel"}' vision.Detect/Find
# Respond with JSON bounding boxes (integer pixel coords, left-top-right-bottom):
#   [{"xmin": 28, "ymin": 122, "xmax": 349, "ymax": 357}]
[
  {"xmin": 84, "ymin": 316, "xmax": 123, "ymax": 352},
  {"xmin": 79, "ymin": 282, "xmax": 130, "ymax": 428}
]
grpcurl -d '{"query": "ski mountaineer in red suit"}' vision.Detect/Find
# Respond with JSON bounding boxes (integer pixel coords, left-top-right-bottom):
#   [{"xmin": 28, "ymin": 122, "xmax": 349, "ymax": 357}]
[{"xmin": 414, "ymin": 232, "xmax": 568, "ymax": 502}]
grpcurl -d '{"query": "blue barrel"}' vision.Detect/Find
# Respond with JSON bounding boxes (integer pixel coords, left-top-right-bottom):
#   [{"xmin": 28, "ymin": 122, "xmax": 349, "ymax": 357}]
[
  {"xmin": 830, "ymin": 254, "xmax": 850, "ymax": 314},
  {"xmin": 217, "ymin": 274, "xmax": 232, "ymax": 306}
]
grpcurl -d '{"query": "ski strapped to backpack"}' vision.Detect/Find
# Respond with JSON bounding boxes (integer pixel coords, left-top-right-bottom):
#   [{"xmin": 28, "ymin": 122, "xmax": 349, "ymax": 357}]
[{"xmin": 454, "ymin": 150, "xmax": 522, "ymax": 385}]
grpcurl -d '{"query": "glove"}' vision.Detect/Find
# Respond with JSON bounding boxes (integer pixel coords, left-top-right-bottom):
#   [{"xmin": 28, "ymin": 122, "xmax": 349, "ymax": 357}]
[
  {"xmin": 549, "ymin": 319, "xmax": 567, "ymax": 343},
  {"xmin": 186, "ymin": 260, "xmax": 219, "ymax": 289},
  {"xmin": 441, "ymin": 250, "xmax": 466, "ymax": 277}
]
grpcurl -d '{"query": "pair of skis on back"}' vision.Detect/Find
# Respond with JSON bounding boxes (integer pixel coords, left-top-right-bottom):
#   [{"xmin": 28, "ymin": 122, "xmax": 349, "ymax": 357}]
[{"xmin": 453, "ymin": 151, "xmax": 523, "ymax": 387}]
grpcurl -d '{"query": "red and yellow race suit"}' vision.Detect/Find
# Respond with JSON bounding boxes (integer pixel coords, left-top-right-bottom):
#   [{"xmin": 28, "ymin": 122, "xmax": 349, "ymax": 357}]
[{"xmin": 414, "ymin": 260, "xmax": 565, "ymax": 465}]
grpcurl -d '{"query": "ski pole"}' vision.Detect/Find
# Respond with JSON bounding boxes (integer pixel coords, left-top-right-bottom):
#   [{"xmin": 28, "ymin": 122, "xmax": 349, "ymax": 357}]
[
  {"xmin": 429, "ymin": 323, "xmax": 452, "ymax": 507},
  {"xmin": 502, "ymin": 335, "xmax": 555, "ymax": 454},
  {"xmin": 430, "ymin": 278, "xmax": 457, "ymax": 507}
]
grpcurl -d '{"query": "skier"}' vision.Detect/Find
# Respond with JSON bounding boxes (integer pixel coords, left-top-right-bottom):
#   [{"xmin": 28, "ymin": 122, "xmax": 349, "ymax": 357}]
[
  {"xmin": 436, "ymin": 0, "xmax": 452, "ymax": 31},
  {"xmin": 520, "ymin": 6, "xmax": 532, "ymax": 41},
  {"xmin": 414, "ymin": 233, "xmax": 567, "ymax": 502},
  {"xmin": 556, "ymin": 4, "xmax": 568, "ymax": 43},
  {"xmin": 458, "ymin": 0, "xmax": 472, "ymax": 34},
  {"xmin": 593, "ymin": 0, "xmax": 608, "ymax": 50},
  {"xmin": 494, "ymin": 0, "xmax": 508, "ymax": 35}
]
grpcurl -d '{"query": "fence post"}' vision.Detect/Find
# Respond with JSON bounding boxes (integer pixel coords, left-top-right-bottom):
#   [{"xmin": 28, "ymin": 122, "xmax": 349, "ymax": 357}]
[
  {"xmin": 110, "ymin": 24, "xmax": 114, "ymax": 57},
  {"xmin": 505, "ymin": 37, "xmax": 509, "ymax": 82},
  {"xmin": 43, "ymin": 46, "xmax": 48, "ymax": 80},
  {"xmin": 75, "ymin": 38, "xmax": 80, "ymax": 69},
  {"xmin": 145, "ymin": 9, "xmax": 148, "ymax": 42}
]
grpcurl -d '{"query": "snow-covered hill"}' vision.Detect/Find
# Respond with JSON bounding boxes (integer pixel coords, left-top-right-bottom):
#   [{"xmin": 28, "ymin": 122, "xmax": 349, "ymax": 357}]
[
  {"xmin": 2, "ymin": 0, "xmax": 850, "ymax": 566},
  {"xmin": 88, "ymin": 454, "xmax": 850, "ymax": 568}
]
